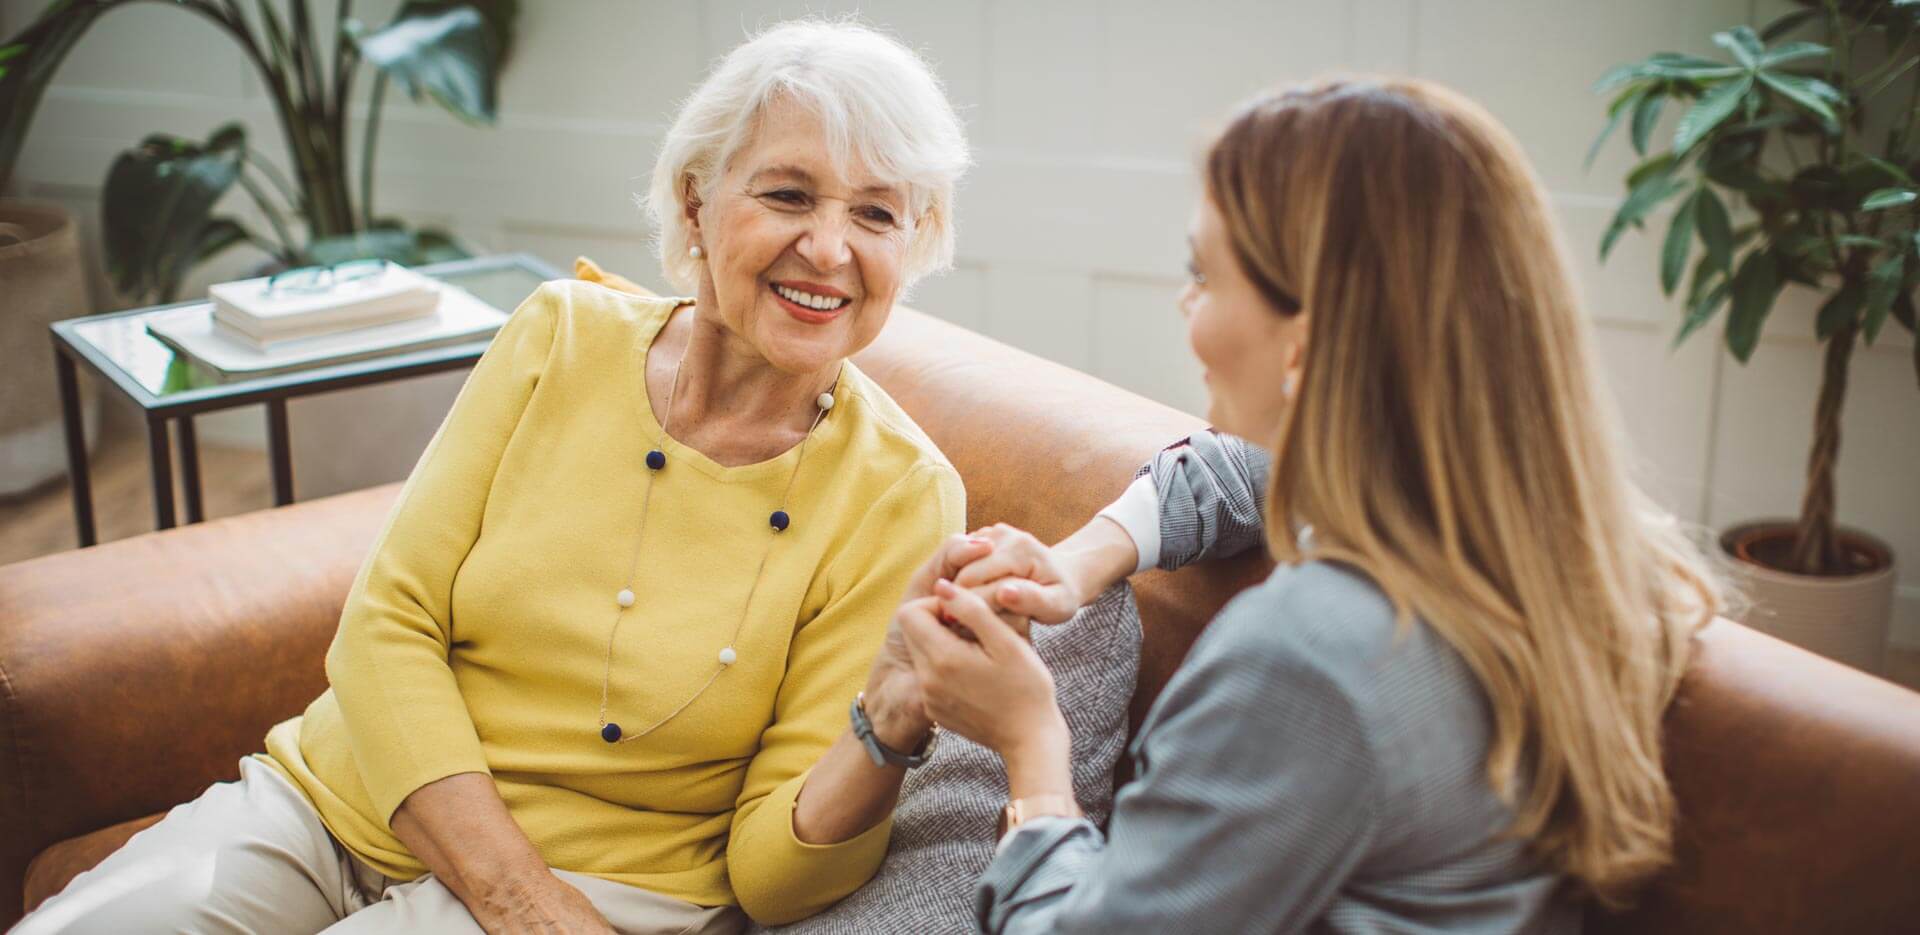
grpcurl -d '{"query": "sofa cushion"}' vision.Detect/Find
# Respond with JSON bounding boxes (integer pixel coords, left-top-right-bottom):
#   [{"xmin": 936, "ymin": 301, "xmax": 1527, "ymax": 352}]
[{"xmin": 22, "ymin": 813, "xmax": 165, "ymax": 914}]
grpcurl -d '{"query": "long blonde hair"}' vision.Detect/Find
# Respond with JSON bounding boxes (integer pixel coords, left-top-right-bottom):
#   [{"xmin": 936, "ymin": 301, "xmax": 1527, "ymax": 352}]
[{"xmin": 1206, "ymin": 78, "xmax": 1721, "ymax": 906}]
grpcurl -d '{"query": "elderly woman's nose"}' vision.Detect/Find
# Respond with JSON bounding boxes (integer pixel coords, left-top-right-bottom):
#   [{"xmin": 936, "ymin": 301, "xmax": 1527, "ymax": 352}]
[{"xmin": 794, "ymin": 211, "xmax": 855, "ymax": 272}]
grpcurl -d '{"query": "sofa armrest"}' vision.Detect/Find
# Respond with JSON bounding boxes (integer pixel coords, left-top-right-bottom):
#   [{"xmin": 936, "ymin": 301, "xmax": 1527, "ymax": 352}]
[{"xmin": 0, "ymin": 483, "xmax": 400, "ymax": 923}]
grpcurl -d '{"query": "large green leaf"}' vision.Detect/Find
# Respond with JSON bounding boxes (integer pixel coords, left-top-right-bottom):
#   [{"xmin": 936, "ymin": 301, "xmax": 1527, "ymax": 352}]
[
  {"xmin": 1586, "ymin": 85, "xmax": 1647, "ymax": 168},
  {"xmin": 1712, "ymin": 26, "xmax": 1764, "ymax": 68},
  {"xmin": 1815, "ymin": 281, "xmax": 1866, "ymax": 339},
  {"xmin": 1660, "ymin": 189, "xmax": 1698, "ymax": 295},
  {"xmin": 1630, "ymin": 91, "xmax": 1665, "ymax": 155},
  {"xmin": 0, "ymin": 1, "xmax": 119, "ymax": 188},
  {"xmin": 1724, "ymin": 248, "xmax": 1782, "ymax": 362},
  {"xmin": 1601, "ymin": 168, "xmax": 1689, "ymax": 260},
  {"xmin": 354, "ymin": 4, "xmax": 504, "ymax": 124},
  {"xmin": 101, "ymin": 123, "xmax": 247, "ymax": 300},
  {"xmin": 1695, "ymin": 184, "xmax": 1734, "ymax": 273},
  {"xmin": 1864, "ymin": 254, "xmax": 1907, "ymax": 343},
  {"xmin": 1674, "ymin": 76, "xmax": 1753, "ymax": 153},
  {"xmin": 1757, "ymin": 41, "xmax": 1829, "ymax": 68},
  {"xmin": 1758, "ymin": 71, "xmax": 1840, "ymax": 131},
  {"xmin": 1676, "ymin": 277, "xmax": 1731, "ymax": 347},
  {"xmin": 1862, "ymin": 188, "xmax": 1918, "ymax": 210}
]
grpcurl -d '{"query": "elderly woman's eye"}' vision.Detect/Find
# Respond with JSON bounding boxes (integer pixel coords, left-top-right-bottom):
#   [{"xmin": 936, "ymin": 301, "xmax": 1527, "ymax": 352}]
[
  {"xmin": 763, "ymin": 189, "xmax": 809, "ymax": 206},
  {"xmin": 859, "ymin": 206, "xmax": 898, "ymax": 227}
]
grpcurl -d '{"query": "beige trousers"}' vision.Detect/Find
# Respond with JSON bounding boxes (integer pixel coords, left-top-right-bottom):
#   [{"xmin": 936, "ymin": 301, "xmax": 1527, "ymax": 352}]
[{"xmin": 17, "ymin": 757, "xmax": 747, "ymax": 935}]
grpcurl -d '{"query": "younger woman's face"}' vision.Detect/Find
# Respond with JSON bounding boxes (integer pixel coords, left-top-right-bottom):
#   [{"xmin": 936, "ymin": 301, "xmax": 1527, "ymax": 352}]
[{"xmin": 1179, "ymin": 195, "xmax": 1308, "ymax": 445}]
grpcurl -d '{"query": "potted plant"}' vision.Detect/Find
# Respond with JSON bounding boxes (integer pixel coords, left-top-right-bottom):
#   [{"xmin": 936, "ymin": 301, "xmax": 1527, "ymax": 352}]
[
  {"xmin": 0, "ymin": 0, "xmax": 517, "ymax": 496},
  {"xmin": 1590, "ymin": 0, "xmax": 1918, "ymax": 673}
]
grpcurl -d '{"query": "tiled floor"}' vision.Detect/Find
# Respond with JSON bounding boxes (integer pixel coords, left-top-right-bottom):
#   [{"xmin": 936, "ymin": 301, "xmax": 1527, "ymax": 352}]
[{"xmin": 4, "ymin": 409, "xmax": 1918, "ymax": 694}]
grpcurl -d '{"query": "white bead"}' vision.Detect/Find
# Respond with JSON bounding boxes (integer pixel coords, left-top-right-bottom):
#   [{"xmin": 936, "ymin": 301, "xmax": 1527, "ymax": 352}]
[
  {"xmin": 718, "ymin": 647, "xmax": 737, "ymax": 666},
  {"xmin": 688, "ymin": 244, "xmax": 704, "ymax": 260},
  {"xmin": 816, "ymin": 392, "xmax": 835, "ymax": 411},
  {"xmin": 616, "ymin": 588, "xmax": 635, "ymax": 608}
]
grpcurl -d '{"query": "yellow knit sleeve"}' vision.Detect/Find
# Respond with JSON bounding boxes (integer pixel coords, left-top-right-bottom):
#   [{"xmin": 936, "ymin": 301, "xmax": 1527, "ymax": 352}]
[
  {"xmin": 323, "ymin": 281, "xmax": 560, "ymax": 824},
  {"xmin": 725, "ymin": 461, "xmax": 967, "ymax": 924}
]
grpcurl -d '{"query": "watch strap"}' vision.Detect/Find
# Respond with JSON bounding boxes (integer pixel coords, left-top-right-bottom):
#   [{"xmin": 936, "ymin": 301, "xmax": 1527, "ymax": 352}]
[{"xmin": 850, "ymin": 692, "xmax": 935, "ymax": 769}]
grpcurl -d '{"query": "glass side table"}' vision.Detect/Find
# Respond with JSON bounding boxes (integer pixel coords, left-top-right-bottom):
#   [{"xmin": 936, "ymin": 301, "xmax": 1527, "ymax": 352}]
[{"xmin": 49, "ymin": 252, "xmax": 563, "ymax": 547}]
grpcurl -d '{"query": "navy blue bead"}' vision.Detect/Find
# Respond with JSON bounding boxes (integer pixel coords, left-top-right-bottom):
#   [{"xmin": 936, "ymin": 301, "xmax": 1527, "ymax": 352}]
[
  {"xmin": 601, "ymin": 723, "xmax": 622, "ymax": 743},
  {"xmin": 646, "ymin": 450, "xmax": 666, "ymax": 470},
  {"xmin": 770, "ymin": 510, "xmax": 790, "ymax": 532}
]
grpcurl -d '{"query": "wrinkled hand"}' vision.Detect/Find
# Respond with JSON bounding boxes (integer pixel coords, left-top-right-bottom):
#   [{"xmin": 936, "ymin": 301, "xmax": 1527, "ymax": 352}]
[
  {"xmin": 898, "ymin": 579, "xmax": 1060, "ymax": 758},
  {"xmin": 951, "ymin": 523, "xmax": 1089, "ymax": 625},
  {"xmin": 470, "ymin": 870, "xmax": 614, "ymax": 934},
  {"xmin": 863, "ymin": 533, "xmax": 994, "ymax": 748}
]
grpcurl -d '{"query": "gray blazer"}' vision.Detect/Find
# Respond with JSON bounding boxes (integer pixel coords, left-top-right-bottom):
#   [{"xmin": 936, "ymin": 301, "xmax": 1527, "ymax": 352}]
[{"xmin": 974, "ymin": 432, "xmax": 1579, "ymax": 934}]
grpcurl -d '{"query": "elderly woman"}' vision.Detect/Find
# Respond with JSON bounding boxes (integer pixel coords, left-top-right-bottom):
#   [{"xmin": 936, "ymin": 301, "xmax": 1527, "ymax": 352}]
[{"xmin": 20, "ymin": 20, "xmax": 972, "ymax": 935}]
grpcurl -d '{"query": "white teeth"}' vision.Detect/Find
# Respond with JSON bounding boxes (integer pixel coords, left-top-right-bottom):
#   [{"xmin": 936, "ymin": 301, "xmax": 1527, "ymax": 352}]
[{"xmin": 774, "ymin": 284, "xmax": 848, "ymax": 311}]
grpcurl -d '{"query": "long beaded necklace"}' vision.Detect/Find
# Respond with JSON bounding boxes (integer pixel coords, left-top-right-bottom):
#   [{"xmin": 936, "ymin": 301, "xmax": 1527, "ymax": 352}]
[{"xmin": 596, "ymin": 321, "xmax": 839, "ymax": 744}]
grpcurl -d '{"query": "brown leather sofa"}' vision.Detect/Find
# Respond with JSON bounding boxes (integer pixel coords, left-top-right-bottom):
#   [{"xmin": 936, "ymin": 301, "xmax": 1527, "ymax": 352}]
[{"xmin": 5, "ymin": 307, "xmax": 1919, "ymax": 933}]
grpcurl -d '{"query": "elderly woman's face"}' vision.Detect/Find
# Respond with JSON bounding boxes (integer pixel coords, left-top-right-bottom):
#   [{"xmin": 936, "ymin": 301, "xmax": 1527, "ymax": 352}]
[{"xmin": 689, "ymin": 100, "xmax": 912, "ymax": 376}]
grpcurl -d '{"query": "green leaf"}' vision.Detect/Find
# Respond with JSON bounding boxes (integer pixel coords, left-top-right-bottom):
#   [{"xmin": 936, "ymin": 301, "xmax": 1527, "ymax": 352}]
[
  {"xmin": 1630, "ymin": 92, "xmax": 1665, "ymax": 155},
  {"xmin": 1758, "ymin": 41, "xmax": 1829, "ymax": 68},
  {"xmin": 1864, "ymin": 254, "xmax": 1907, "ymax": 343},
  {"xmin": 1661, "ymin": 190, "xmax": 1698, "ymax": 295},
  {"xmin": 1863, "ymin": 155, "xmax": 1916, "ymax": 187},
  {"xmin": 1602, "ymin": 171, "xmax": 1689, "ymax": 260},
  {"xmin": 1676, "ymin": 277, "xmax": 1731, "ymax": 347},
  {"xmin": 356, "ymin": 4, "xmax": 502, "ymax": 124},
  {"xmin": 101, "ymin": 123, "xmax": 247, "ymax": 300},
  {"xmin": 1816, "ymin": 282, "xmax": 1865, "ymax": 339},
  {"xmin": 0, "ymin": 2, "xmax": 116, "ymax": 188},
  {"xmin": 1724, "ymin": 249, "xmax": 1782, "ymax": 362},
  {"xmin": 1674, "ymin": 76, "xmax": 1753, "ymax": 154},
  {"xmin": 1587, "ymin": 86, "xmax": 1647, "ymax": 168},
  {"xmin": 1892, "ymin": 292, "xmax": 1918, "ymax": 334},
  {"xmin": 1640, "ymin": 52, "xmax": 1746, "ymax": 81},
  {"xmin": 1594, "ymin": 62, "xmax": 1646, "ymax": 94},
  {"xmin": 1695, "ymin": 185, "xmax": 1733, "ymax": 273},
  {"xmin": 1757, "ymin": 71, "xmax": 1840, "ymax": 131},
  {"xmin": 1861, "ymin": 188, "xmax": 1918, "ymax": 210},
  {"xmin": 1713, "ymin": 27, "xmax": 1764, "ymax": 68}
]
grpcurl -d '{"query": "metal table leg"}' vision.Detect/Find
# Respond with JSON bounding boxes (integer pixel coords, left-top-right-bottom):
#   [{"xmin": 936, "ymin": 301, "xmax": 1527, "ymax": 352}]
[
  {"xmin": 147, "ymin": 416, "xmax": 176, "ymax": 530},
  {"xmin": 177, "ymin": 414, "xmax": 204, "ymax": 523},
  {"xmin": 266, "ymin": 397, "xmax": 294, "ymax": 506},
  {"xmin": 54, "ymin": 347, "xmax": 97, "ymax": 548}
]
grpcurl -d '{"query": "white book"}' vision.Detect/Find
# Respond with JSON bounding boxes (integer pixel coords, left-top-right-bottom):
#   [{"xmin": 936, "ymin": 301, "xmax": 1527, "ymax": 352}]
[
  {"xmin": 144, "ymin": 282, "xmax": 510, "ymax": 379},
  {"xmin": 209, "ymin": 263, "xmax": 441, "ymax": 342}
]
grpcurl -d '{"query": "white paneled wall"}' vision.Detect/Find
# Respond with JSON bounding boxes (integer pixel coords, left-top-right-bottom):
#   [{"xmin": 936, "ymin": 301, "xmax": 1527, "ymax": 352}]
[{"xmin": 7, "ymin": 0, "xmax": 1915, "ymax": 646}]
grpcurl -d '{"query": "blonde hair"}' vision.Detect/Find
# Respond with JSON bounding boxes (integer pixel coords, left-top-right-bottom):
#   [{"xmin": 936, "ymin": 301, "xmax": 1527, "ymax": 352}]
[
  {"xmin": 644, "ymin": 18, "xmax": 970, "ymax": 293},
  {"xmin": 1205, "ymin": 78, "xmax": 1720, "ymax": 906}
]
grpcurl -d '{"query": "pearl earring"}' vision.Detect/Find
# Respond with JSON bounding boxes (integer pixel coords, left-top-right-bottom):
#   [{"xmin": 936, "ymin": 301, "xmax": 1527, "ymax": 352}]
[
  {"xmin": 688, "ymin": 244, "xmax": 704, "ymax": 260},
  {"xmin": 1282, "ymin": 374, "xmax": 1298, "ymax": 398}
]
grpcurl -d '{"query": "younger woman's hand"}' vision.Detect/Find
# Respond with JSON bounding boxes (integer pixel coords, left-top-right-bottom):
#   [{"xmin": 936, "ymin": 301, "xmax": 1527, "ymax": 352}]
[
  {"xmin": 949, "ymin": 523, "xmax": 1102, "ymax": 625},
  {"xmin": 899, "ymin": 580, "xmax": 1068, "ymax": 770}
]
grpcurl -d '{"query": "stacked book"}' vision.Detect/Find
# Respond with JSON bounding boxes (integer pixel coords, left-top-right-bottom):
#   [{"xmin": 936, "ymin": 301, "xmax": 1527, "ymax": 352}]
[
  {"xmin": 145, "ymin": 262, "xmax": 511, "ymax": 379},
  {"xmin": 210, "ymin": 262, "xmax": 441, "ymax": 349}
]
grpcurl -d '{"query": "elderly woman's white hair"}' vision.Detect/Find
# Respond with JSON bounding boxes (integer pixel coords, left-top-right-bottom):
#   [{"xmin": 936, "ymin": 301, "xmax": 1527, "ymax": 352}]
[{"xmin": 645, "ymin": 19, "xmax": 970, "ymax": 293}]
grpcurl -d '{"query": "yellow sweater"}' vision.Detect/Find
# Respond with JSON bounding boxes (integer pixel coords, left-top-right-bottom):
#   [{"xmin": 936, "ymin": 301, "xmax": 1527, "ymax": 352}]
[{"xmin": 261, "ymin": 280, "xmax": 965, "ymax": 924}]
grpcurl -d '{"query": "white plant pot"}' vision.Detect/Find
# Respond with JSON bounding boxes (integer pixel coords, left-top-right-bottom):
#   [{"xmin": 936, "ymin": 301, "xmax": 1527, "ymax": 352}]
[{"xmin": 1720, "ymin": 520, "xmax": 1897, "ymax": 676}]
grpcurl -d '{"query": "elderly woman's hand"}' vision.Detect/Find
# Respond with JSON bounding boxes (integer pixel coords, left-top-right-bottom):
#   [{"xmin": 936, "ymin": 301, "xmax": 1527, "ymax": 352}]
[
  {"xmin": 860, "ymin": 533, "xmax": 995, "ymax": 749},
  {"xmin": 899, "ymin": 580, "xmax": 1071, "ymax": 797}
]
